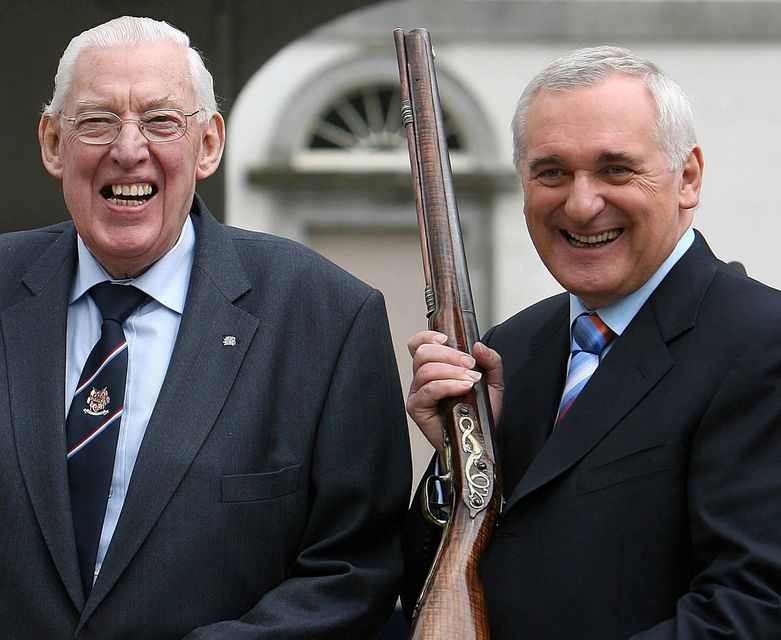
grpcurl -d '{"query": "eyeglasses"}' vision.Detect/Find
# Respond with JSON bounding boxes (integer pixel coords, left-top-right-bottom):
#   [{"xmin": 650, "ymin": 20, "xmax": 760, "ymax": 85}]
[{"xmin": 60, "ymin": 108, "xmax": 202, "ymax": 145}]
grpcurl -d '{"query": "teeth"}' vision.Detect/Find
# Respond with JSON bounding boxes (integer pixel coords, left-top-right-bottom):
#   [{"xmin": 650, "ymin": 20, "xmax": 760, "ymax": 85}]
[
  {"xmin": 568, "ymin": 229, "xmax": 621, "ymax": 245},
  {"xmin": 111, "ymin": 183, "xmax": 153, "ymax": 196},
  {"xmin": 108, "ymin": 198, "xmax": 145, "ymax": 207}
]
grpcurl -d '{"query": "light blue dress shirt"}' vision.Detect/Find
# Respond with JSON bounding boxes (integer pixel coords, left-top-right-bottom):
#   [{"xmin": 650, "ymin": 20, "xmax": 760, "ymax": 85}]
[{"xmin": 66, "ymin": 216, "xmax": 195, "ymax": 581}]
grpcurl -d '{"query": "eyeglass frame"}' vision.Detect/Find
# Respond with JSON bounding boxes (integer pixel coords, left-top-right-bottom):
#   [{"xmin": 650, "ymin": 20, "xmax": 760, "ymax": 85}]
[{"xmin": 59, "ymin": 108, "xmax": 203, "ymax": 145}]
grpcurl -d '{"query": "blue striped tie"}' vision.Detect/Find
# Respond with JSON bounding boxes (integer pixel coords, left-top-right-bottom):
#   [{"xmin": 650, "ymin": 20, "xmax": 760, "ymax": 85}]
[
  {"xmin": 555, "ymin": 313, "xmax": 614, "ymax": 427},
  {"xmin": 66, "ymin": 282, "xmax": 146, "ymax": 595}
]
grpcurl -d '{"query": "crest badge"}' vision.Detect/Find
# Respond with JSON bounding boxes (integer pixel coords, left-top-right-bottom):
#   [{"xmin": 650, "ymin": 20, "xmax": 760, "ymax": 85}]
[{"xmin": 83, "ymin": 387, "xmax": 110, "ymax": 416}]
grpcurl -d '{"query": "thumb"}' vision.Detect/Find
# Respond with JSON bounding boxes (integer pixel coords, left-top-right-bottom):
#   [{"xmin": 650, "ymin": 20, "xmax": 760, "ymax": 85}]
[{"xmin": 473, "ymin": 341, "xmax": 504, "ymax": 424}]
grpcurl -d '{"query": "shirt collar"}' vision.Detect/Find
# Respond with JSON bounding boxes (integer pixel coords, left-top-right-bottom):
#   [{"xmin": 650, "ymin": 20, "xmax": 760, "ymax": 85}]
[
  {"xmin": 70, "ymin": 215, "xmax": 196, "ymax": 315},
  {"xmin": 569, "ymin": 226, "xmax": 695, "ymax": 336}
]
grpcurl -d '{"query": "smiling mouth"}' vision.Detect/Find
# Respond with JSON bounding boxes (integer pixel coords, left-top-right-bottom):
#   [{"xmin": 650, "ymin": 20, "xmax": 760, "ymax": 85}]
[
  {"xmin": 101, "ymin": 183, "xmax": 157, "ymax": 207},
  {"xmin": 562, "ymin": 229, "xmax": 622, "ymax": 248}
]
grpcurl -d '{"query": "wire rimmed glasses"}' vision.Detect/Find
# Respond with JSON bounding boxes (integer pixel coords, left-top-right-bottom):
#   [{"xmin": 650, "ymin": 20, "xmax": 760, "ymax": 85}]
[{"xmin": 60, "ymin": 108, "xmax": 202, "ymax": 145}]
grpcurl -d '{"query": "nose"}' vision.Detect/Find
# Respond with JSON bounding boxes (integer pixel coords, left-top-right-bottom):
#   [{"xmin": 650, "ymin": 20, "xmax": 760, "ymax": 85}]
[
  {"xmin": 108, "ymin": 120, "xmax": 150, "ymax": 168},
  {"xmin": 564, "ymin": 172, "xmax": 605, "ymax": 223}
]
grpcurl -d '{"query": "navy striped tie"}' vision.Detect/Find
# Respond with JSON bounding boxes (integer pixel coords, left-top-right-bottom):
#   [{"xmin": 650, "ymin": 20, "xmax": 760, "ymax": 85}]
[{"xmin": 66, "ymin": 282, "xmax": 146, "ymax": 595}]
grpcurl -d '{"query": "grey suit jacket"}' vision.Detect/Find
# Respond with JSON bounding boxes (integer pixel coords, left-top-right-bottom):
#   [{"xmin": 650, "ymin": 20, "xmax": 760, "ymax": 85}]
[
  {"xmin": 404, "ymin": 232, "xmax": 781, "ymax": 639},
  {"xmin": 0, "ymin": 196, "xmax": 412, "ymax": 639}
]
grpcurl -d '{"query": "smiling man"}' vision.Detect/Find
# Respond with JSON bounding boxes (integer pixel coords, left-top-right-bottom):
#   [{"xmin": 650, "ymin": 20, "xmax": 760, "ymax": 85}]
[
  {"xmin": 39, "ymin": 38, "xmax": 223, "ymax": 279},
  {"xmin": 404, "ymin": 46, "xmax": 781, "ymax": 638},
  {"xmin": 0, "ymin": 16, "xmax": 410, "ymax": 639}
]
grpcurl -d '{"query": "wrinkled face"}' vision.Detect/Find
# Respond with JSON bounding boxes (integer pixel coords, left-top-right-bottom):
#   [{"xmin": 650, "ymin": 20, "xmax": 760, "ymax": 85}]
[
  {"xmin": 39, "ymin": 41, "xmax": 224, "ymax": 278},
  {"xmin": 520, "ymin": 74, "xmax": 702, "ymax": 308}
]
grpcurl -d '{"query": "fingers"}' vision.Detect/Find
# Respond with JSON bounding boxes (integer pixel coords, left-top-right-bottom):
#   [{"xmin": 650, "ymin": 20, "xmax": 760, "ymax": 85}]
[
  {"xmin": 412, "ymin": 345, "xmax": 478, "ymax": 381},
  {"xmin": 406, "ymin": 331, "xmax": 487, "ymax": 454},
  {"xmin": 408, "ymin": 363, "xmax": 481, "ymax": 397},
  {"xmin": 406, "ymin": 358, "xmax": 479, "ymax": 454},
  {"xmin": 406, "ymin": 334, "xmax": 507, "ymax": 451},
  {"xmin": 407, "ymin": 330, "xmax": 447, "ymax": 357},
  {"xmin": 409, "ymin": 331, "xmax": 475, "ymax": 373},
  {"xmin": 408, "ymin": 331, "xmax": 492, "ymax": 395}
]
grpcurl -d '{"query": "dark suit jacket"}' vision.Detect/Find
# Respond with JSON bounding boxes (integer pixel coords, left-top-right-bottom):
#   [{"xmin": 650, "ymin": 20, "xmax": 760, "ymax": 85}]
[
  {"xmin": 404, "ymin": 232, "xmax": 781, "ymax": 639},
  {"xmin": 0, "ymin": 196, "xmax": 412, "ymax": 639}
]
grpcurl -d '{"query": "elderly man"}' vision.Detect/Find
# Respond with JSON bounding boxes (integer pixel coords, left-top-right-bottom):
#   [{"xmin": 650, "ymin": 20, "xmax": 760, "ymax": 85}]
[
  {"xmin": 404, "ymin": 46, "xmax": 781, "ymax": 638},
  {"xmin": 0, "ymin": 16, "xmax": 410, "ymax": 639}
]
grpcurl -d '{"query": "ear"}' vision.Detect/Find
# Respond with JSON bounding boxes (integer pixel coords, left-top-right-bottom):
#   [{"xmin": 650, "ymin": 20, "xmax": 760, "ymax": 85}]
[
  {"xmin": 196, "ymin": 113, "xmax": 226, "ymax": 180},
  {"xmin": 39, "ymin": 114, "xmax": 64, "ymax": 180},
  {"xmin": 678, "ymin": 145, "xmax": 703, "ymax": 210}
]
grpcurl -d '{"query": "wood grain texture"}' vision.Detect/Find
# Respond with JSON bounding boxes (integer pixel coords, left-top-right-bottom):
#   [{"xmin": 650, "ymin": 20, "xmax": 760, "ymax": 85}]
[{"xmin": 395, "ymin": 28, "xmax": 502, "ymax": 640}]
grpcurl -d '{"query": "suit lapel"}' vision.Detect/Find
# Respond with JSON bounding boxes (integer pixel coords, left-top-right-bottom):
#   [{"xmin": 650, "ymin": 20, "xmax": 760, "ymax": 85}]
[
  {"xmin": 82, "ymin": 200, "xmax": 260, "ymax": 619},
  {"xmin": 504, "ymin": 307, "xmax": 673, "ymax": 511},
  {"xmin": 498, "ymin": 303, "xmax": 569, "ymax": 494},
  {"xmin": 1, "ymin": 225, "xmax": 85, "ymax": 609},
  {"xmin": 503, "ymin": 233, "xmax": 719, "ymax": 512}
]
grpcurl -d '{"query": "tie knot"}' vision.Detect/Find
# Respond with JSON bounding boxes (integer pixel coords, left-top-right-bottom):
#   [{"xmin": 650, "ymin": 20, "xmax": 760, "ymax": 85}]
[
  {"xmin": 572, "ymin": 313, "xmax": 614, "ymax": 355},
  {"xmin": 90, "ymin": 282, "xmax": 147, "ymax": 324}
]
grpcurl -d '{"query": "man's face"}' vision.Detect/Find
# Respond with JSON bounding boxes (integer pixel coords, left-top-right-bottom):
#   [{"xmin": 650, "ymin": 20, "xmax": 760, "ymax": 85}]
[
  {"xmin": 520, "ymin": 74, "xmax": 702, "ymax": 308},
  {"xmin": 39, "ymin": 41, "xmax": 224, "ymax": 278}
]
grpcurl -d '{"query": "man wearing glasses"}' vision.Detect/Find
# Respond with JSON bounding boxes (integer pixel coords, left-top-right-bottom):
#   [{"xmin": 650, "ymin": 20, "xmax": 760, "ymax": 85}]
[{"xmin": 0, "ymin": 15, "xmax": 410, "ymax": 639}]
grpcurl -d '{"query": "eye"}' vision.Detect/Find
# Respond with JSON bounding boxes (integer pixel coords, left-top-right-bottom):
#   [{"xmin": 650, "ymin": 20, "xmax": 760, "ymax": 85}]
[
  {"xmin": 141, "ymin": 110, "xmax": 187, "ymax": 139},
  {"xmin": 535, "ymin": 167, "xmax": 566, "ymax": 185},
  {"xmin": 144, "ymin": 114, "xmax": 178, "ymax": 127},
  {"xmin": 75, "ymin": 113, "xmax": 116, "ymax": 126},
  {"xmin": 146, "ymin": 114, "xmax": 175, "ymax": 124},
  {"xmin": 604, "ymin": 165, "xmax": 634, "ymax": 182}
]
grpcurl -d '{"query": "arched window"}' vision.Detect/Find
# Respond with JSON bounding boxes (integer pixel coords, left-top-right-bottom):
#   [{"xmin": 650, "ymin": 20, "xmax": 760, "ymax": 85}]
[{"xmin": 307, "ymin": 84, "xmax": 463, "ymax": 152}]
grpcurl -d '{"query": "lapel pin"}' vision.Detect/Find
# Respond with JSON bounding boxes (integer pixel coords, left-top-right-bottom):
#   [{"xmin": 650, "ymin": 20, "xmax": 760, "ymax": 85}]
[{"xmin": 222, "ymin": 335, "xmax": 237, "ymax": 347}]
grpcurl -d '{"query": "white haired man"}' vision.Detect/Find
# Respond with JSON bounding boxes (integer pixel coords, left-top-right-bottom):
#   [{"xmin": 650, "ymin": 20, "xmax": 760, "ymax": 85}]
[
  {"xmin": 404, "ymin": 46, "xmax": 781, "ymax": 638},
  {"xmin": 0, "ymin": 16, "xmax": 410, "ymax": 639}
]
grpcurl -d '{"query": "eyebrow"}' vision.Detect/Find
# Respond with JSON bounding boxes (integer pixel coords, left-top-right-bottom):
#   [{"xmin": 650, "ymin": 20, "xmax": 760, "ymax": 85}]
[
  {"xmin": 143, "ymin": 96, "xmax": 177, "ymax": 111},
  {"xmin": 74, "ymin": 99, "xmax": 112, "ymax": 111},
  {"xmin": 74, "ymin": 95, "xmax": 177, "ymax": 112},
  {"xmin": 597, "ymin": 152, "xmax": 640, "ymax": 166},
  {"xmin": 527, "ymin": 155, "xmax": 562, "ymax": 173},
  {"xmin": 527, "ymin": 151, "xmax": 641, "ymax": 173}
]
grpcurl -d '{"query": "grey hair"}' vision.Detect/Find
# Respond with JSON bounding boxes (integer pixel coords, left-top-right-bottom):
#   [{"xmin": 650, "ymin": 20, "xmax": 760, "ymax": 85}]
[
  {"xmin": 44, "ymin": 16, "xmax": 217, "ymax": 123},
  {"xmin": 511, "ymin": 45, "xmax": 696, "ymax": 173}
]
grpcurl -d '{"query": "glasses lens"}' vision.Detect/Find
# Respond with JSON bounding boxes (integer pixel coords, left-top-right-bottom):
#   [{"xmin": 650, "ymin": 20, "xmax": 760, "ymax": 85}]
[
  {"xmin": 142, "ymin": 110, "xmax": 187, "ymax": 142},
  {"xmin": 74, "ymin": 112, "xmax": 120, "ymax": 144}
]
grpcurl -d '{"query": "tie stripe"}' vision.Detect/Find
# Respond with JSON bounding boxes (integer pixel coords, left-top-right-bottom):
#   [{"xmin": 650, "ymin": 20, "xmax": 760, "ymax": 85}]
[
  {"xmin": 66, "ymin": 408, "xmax": 124, "ymax": 458},
  {"xmin": 557, "ymin": 359, "xmax": 593, "ymax": 417},
  {"xmin": 74, "ymin": 340, "xmax": 128, "ymax": 395},
  {"xmin": 577, "ymin": 314, "xmax": 612, "ymax": 352},
  {"xmin": 555, "ymin": 313, "xmax": 615, "ymax": 427}
]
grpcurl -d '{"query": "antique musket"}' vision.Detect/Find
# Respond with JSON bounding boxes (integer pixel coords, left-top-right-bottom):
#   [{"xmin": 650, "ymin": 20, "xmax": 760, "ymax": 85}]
[{"xmin": 394, "ymin": 27, "xmax": 502, "ymax": 640}]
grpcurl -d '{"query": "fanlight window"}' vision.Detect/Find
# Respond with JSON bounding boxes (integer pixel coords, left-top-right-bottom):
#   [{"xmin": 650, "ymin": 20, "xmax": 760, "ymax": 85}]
[{"xmin": 307, "ymin": 84, "xmax": 464, "ymax": 153}]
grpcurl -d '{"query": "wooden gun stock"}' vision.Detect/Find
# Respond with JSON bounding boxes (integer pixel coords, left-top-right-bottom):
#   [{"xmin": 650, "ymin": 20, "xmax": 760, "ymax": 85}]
[{"xmin": 394, "ymin": 27, "xmax": 502, "ymax": 640}]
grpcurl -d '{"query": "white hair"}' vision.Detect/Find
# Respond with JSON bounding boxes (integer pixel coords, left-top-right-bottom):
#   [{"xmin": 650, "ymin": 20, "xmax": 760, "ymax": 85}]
[
  {"xmin": 511, "ymin": 45, "xmax": 696, "ymax": 173},
  {"xmin": 44, "ymin": 16, "xmax": 217, "ymax": 123}
]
